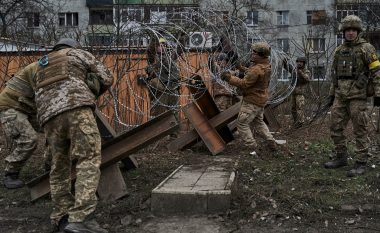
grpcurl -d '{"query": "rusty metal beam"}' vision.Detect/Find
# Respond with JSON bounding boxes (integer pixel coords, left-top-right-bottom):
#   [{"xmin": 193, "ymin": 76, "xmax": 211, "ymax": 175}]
[
  {"xmin": 94, "ymin": 109, "xmax": 138, "ymax": 170},
  {"xmin": 182, "ymin": 103, "xmax": 226, "ymax": 155},
  {"xmin": 167, "ymin": 102, "xmax": 240, "ymax": 152},
  {"xmin": 187, "ymin": 75, "xmax": 234, "ymax": 143},
  {"xmin": 27, "ymin": 111, "xmax": 178, "ymax": 202}
]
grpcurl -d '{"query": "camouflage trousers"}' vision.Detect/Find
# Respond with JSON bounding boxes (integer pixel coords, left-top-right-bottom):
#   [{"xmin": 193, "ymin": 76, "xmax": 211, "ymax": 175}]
[
  {"xmin": 149, "ymin": 78, "xmax": 179, "ymax": 118},
  {"xmin": 215, "ymin": 95, "xmax": 234, "ymax": 112},
  {"xmin": 0, "ymin": 108, "xmax": 37, "ymax": 174},
  {"xmin": 330, "ymin": 97, "xmax": 369, "ymax": 162},
  {"xmin": 291, "ymin": 94, "xmax": 305, "ymax": 125},
  {"xmin": 237, "ymin": 100, "xmax": 275, "ymax": 148},
  {"xmin": 44, "ymin": 107, "xmax": 101, "ymax": 224}
]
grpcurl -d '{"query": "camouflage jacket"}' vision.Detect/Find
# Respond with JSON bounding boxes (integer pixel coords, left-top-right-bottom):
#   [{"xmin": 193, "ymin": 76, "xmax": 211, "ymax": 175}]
[
  {"xmin": 329, "ymin": 37, "xmax": 380, "ymax": 99},
  {"xmin": 294, "ymin": 67, "xmax": 311, "ymax": 95},
  {"xmin": 35, "ymin": 48, "xmax": 113, "ymax": 126},
  {"xmin": 227, "ymin": 57, "xmax": 271, "ymax": 107},
  {"xmin": 147, "ymin": 53, "xmax": 180, "ymax": 89},
  {"xmin": 0, "ymin": 62, "xmax": 38, "ymax": 115}
]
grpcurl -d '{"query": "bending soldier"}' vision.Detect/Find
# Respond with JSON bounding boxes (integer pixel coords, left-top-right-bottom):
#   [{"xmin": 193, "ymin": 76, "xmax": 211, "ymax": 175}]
[
  {"xmin": 34, "ymin": 38, "xmax": 113, "ymax": 232},
  {"xmin": 0, "ymin": 62, "xmax": 42, "ymax": 189},
  {"xmin": 324, "ymin": 15, "xmax": 380, "ymax": 177}
]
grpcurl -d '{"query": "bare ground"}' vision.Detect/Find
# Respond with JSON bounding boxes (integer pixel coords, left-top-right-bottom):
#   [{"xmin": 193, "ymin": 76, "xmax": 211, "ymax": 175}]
[{"xmin": 0, "ymin": 117, "xmax": 380, "ymax": 233}]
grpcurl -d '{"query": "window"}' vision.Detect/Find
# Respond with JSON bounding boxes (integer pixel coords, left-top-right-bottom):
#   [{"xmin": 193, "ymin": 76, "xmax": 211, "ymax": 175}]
[
  {"xmin": 208, "ymin": 11, "xmax": 229, "ymax": 25},
  {"xmin": 246, "ymin": 11, "xmax": 258, "ymax": 26},
  {"xmin": 26, "ymin": 12, "xmax": 40, "ymax": 27},
  {"xmin": 277, "ymin": 38, "xmax": 289, "ymax": 53},
  {"xmin": 311, "ymin": 66, "xmax": 326, "ymax": 80},
  {"xmin": 89, "ymin": 10, "xmax": 113, "ymax": 25},
  {"xmin": 279, "ymin": 68, "xmax": 290, "ymax": 81},
  {"xmin": 306, "ymin": 10, "xmax": 327, "ymax": 25},
  {"xmin": 336, "ymin": 5, "xmax": 358, "ymax": 22},
  {"xmin": 308, "ymin": 38, "xmax": 325, "ymax": 52},
  {"xmin": 150, "ymin": 7, "xmax": 167, "ymax": 24},
  {"xmin": 59, "ymin": 12, "xmax": 78, "ymax": 27},
  {"xmin": 87, "ymin": 34, "xmax": 113, "ymax": 46},
  {"xmin": 277, "ymin": 11, "xmax": 289, "ymax": 26},
  {"xmin": 122, "ymin": 8, "xmax": 144, "ymax": 22},
  {"xmin": 336, "ymin": 33, "xmax": 344, "ymax": 46}
]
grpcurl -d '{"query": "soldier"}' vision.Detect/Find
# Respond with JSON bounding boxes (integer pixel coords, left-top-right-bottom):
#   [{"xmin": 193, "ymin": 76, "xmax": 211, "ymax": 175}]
[
  {"xmin": 284, "ymin": 57, "xmax": 311, "ymax": 127},
  {"xmin": 33, "ymin": 38, "xmax": 113, "ymax": 232},
  {"xmin": 324, "ymin": 15, "xmax": 380, "ymax": 177},
  {"xmin": 0, "ymin": 62, "xmax": 39, "ymax": 189},
  {"xmin": 212, "ymin": 53, "xmax": 237, "ymax": 111},
  {"xmin": 221, "ymin": 42, "xmax": 277, "ymax": 153}
]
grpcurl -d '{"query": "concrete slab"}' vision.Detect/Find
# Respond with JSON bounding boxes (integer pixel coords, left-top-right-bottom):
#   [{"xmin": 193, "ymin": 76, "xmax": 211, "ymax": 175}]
[{"xmin": 151, "ymin": 163, "xmax": 235, "ymax": 215}]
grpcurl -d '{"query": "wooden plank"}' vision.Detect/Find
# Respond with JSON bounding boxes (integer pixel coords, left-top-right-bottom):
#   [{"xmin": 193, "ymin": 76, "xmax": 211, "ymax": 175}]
[
  {"xmin": 27, "ymin": 111, "xmax": 179, "ymax": 202},
  {"xmin": 167, "ymin": 102, "xmax": 240, "ymax": 152},
  {"xmin": 182, "ymin": 103, "xmax": 226, "ymax": 155}
]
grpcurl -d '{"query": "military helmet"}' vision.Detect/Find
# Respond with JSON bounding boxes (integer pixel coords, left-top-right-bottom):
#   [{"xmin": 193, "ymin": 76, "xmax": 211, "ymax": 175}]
[
  {"xmin": 296, "ymin": 57, "xmax": 307, "ymax": 63},
  {"xmin": 53, "ymin": 38, "xmax": 80, "ymax": 50},
  {"xmin": 159, "ymin": 37, "xmax": 167, "ymax": 43},
  {"xmin": 217, "ymin": 53, "xmax": 228, "ymax": 61},
  {"xmin": 339, "ymin": 15, "xmax": 363, "ymax": 32},
  {"xmin": 251, "ymin": 42, "xmax": 271, "ymax": 58}
]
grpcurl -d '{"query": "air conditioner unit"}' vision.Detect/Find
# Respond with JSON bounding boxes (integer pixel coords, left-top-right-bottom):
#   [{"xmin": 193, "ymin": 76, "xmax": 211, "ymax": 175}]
[{"xmin": 189, "ymin": 32, "xmax": 212, "ymax": 48}]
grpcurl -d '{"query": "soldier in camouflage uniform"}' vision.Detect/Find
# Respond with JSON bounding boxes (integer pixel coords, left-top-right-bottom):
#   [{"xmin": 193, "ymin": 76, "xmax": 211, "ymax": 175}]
[
  {"xmin": 221, "ymin": 42, "xmax": 277, "ymax": 153},
  {"xmin": 33, "ymin": 38, "xmax": 113, "ymax": 232},
  {"xmin": 144, "ymin": 37, "xmax": 181, "ymax": 118},
  {"xmin": 324, "ymin": 15, "xmax": 380, "ymax": 177},
  {"xmin": 0, "ymin": 62, "xmax": 40, "ymax": 189},
  {"xmin": 212, "ymin": 53, "xmax": 237, "ymax": 111},
  {"xmin": 284, "ymin": 57, "xmax": 311, "ymax": 127}
]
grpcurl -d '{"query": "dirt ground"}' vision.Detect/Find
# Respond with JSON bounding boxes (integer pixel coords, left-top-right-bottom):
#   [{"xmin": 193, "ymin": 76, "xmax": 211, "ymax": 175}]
[{"xmin": 0, "ymin": 116, "xmax": 380, "ymax": 233}]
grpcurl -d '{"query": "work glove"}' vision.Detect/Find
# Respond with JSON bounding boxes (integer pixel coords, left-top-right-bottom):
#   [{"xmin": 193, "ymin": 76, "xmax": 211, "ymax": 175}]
[
  {"xmin": 327, "ymin": 95, "xmax": 335, "ymax": 107},
  {"xmin": 374, "ymin": 97, "xmax": 380, "ymax": 107},
  {"xmin": 86, "ymin": 73, "xmax": 101, "ymax": 97},
  {"xmin": 221, "ymin": 71, "xmax": 232, "ymax": 82}
]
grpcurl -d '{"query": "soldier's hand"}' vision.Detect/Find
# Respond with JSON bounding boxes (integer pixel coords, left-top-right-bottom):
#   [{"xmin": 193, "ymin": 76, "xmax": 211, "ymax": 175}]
[
  {"xmin": 374, "ymin": 97, "xmax": 380, "ymax": 107},
  {"xmin": 221, "ymin": 71, "xmax": 232, "ymax": 81},
  {"xmin": 327, "ymin": 95, "xmax": 335, "ymax": 107}
]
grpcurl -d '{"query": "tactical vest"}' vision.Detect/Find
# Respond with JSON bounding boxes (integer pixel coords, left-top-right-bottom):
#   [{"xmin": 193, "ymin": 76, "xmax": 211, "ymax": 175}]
[
  {"xmin": 36, "ymin": 48, "xmax": 85, "ymax": 89},
  {"xmin": 336, "ymin": 45, "xmax": 367, "ymax": 79}
]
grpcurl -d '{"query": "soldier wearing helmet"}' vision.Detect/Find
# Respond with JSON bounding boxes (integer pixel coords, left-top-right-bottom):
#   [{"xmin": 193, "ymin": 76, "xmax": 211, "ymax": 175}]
[
  {"xmin": 33, "ymin": 38, "xmax": 114, "ymax": 232},
  {"xmin": 141, "ymin": 36, "xmax": 183, "ymax": 138},
  {"xmin": 284, "ymin": 56, "xmax": 311, "ymax": 127},
  {"xmin": 211, "ymin": 53, "xmax": 238, "ymax": 111},
  {"xmin": 221, "ymin": 41, "xmax": 278, "ymax": 153},
  {"xmin": 325, "ymin": 15, "xmax": 380, "ymax": 177}
]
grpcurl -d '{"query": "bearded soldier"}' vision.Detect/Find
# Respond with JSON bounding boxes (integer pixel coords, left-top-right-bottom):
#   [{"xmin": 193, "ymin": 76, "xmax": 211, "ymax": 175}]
[
  {"xmin": 34, "ymin": 38, "xmax": 113, "ymax": 232},
  {"xmin": 0, "ymin": 62, "xmax": 38, "ymax": 189},
  {"xmin": 324, "ymin": 15, "xmax": 380, "ymax": 177}
]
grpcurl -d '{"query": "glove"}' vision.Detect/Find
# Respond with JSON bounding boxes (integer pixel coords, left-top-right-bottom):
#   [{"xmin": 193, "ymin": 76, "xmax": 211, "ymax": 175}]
[
  {"xmin": 374, "ymin": 97, "xmax": 380, "ymax": 107},
  {"xmin": 86, "ymin": 73, "xmax": 101, "ymax": 97},
  {"xmin": 327, "ymin": 95, "xmax": 335, "ymax": 107},
  {"xmin": 221, "ymin": 71, "xmax": 231, "ymax": 81},
  {"xmin": 137, "ymin": 74, "xmax": 147, "ymax": 86}
]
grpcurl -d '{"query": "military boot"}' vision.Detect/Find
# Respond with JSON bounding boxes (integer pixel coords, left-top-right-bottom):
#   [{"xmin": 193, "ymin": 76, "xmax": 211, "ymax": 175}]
[
  {"xmin": 64, "ymin": 220, "xmax": 108, "ymax": 233},
  {"xmin": 347, "ymin": 161, "xmax": 367, "ymax": 177},
  {"xmin": 3, "ymin": 172, "xmax": 24, "ymax": 189},
  {"xmin": 324, "ymin": 152, "xmax": 348, "ymax": 169}
]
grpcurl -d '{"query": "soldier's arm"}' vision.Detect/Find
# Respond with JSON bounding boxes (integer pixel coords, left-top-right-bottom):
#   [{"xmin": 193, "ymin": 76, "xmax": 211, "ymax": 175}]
[
  {"xmin": 75, "ymin": 50, "xmax": 114, "ymax": 94},
  {"xmin": 328, "ymin": 49, "xmax": 339, "ymax": 96},
  {"xmin": 228, "ymin": 68, "xmax": 258, "ymax": 89},
  {"xmin": 362, "ymin": 44, "xmax": 380, "ymax": 97},
  {"xmin": 298, "ymin": 69, "xmax": 311, "ymax": 82}
]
